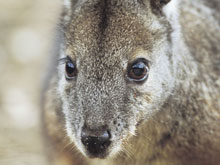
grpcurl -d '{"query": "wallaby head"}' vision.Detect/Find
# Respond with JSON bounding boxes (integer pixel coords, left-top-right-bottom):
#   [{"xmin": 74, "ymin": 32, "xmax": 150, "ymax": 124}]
[{"xmin": 57, "ymin": 0, "xmax": 178, "ymax": 159}]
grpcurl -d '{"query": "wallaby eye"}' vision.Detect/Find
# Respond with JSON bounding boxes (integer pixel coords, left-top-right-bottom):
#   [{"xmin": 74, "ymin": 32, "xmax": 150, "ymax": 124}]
[
  {"xmin": 65, "ymin": 59, "xmax": 77, "ymax": 80},
  {"xmin": 127, "ymin": 58, "xmax": 149, "ymax": 82}
]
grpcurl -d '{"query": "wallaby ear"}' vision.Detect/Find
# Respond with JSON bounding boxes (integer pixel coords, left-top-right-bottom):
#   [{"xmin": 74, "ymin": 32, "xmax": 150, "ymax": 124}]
[{"xmin": 150, "ymin": 0, "xmax": 172, "ymax": 14}]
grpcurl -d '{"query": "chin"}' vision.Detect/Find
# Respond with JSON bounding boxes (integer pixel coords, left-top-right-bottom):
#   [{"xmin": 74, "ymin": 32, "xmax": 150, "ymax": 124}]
[{"xmin": 76, "ymin": 139, "xmax": 122, "ymax": 160}]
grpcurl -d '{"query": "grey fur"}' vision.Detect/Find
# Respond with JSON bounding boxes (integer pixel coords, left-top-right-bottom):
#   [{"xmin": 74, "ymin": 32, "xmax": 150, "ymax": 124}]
[{"xmin": 42, "ymin": 0, "xmax": 220, "ymax": 164}]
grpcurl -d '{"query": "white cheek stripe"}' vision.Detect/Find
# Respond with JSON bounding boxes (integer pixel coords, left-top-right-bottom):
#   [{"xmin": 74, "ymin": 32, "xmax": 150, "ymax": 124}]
[{"xmin": 57, "ymin": 45, "xmax": 67, "ymax": 103}]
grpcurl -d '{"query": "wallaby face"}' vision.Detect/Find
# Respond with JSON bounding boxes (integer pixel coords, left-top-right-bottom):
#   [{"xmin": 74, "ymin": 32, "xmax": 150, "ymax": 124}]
[{"xmin": 57, "ymin": 0, "xmax": 175, "ymax": 159}]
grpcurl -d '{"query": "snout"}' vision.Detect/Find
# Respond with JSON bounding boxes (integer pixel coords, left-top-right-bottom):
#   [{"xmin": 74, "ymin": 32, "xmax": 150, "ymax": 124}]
[{"xmin": 81, "ymin": 126, "xmax": 111, "ymax": 158}]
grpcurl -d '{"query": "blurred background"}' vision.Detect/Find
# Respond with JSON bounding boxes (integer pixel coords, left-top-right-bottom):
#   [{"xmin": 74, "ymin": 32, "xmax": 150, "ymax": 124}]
[{"xmin": 0, "ymin": 0, "xmax": 61, "ymax": 164}]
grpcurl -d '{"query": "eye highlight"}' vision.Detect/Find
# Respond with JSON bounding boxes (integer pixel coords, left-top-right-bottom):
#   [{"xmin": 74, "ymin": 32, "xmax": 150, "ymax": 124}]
[
  {"xmin": 127, "ymin": 58, "xmax": 149, "ymax": 82},
  {"xmin": 65, "ymin": 57, "xmax": 77, "ymax": 80}
]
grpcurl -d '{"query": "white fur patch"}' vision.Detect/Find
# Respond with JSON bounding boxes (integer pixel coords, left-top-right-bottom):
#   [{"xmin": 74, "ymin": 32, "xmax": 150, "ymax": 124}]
[
  {"xmin": 62, "ymin": 0, "xmax": 72, "ymax": 23},
  {"xmin": 63, "ymin": 0, "xmax": 71, "ymax": 9},
  {"xmin": 57, "ymin": 45, "xmax": 67, "ymax": 100},
  {"xmin": 163, "ymin": 0, "xmax": 179, "ymax": 21}
]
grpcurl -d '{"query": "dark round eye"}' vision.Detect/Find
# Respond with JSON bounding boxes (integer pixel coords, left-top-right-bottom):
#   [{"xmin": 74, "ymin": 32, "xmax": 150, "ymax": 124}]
[
  {"xmin": 127, "ymin": 58, "xmax": 149, "ymax": 82},
  {"xmin": 65, "ymin": 60, "xmax": 77, "ymax": 80}
]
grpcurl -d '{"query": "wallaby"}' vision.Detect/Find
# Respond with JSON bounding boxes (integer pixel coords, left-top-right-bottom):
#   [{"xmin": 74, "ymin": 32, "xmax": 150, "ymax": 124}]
[{"xmin": 42, "ymin": 0, "xmax": 220, "ymax": 164}]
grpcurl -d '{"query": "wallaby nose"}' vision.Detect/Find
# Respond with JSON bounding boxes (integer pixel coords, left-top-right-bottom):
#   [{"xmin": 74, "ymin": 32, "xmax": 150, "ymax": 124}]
[{"xmin": 81, "ymin": 127, "xmax": 111, "ymax": 157}]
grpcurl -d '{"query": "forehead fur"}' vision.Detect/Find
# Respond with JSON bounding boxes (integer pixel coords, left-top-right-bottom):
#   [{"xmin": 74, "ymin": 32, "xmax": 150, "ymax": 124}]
[{"xmin": 63, "ymin": 0, "xmax": 165, "ymax": 61}]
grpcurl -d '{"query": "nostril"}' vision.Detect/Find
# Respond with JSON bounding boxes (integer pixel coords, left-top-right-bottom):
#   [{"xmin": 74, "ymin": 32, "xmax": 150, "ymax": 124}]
[{"xmin": 81, "ymin": 129, "xmax": 111, "ymax": 156}]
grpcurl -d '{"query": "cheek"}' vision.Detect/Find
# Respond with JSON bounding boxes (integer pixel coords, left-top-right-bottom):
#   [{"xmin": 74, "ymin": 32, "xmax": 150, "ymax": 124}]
[
  {"xmin": 57, "ymin": 75, "xmax": 66, "ymax": 99},
  {"xmin": 137, "ymin": 57, "xmax": 174, "ymax": 104},
  {"xmin": 59, "ymin": 85, "xmax": 83, "ymax": 135},
  {"xmin": 63, "ymin": 101, "xmax": 84, "ymax": 139},
  {"xmin": 130, "ymin": 94, "xmax": 153, "ymax": 119},
  {"xmin": 127, "ymin": 81, "xmax": 162, "ymax": 119}
]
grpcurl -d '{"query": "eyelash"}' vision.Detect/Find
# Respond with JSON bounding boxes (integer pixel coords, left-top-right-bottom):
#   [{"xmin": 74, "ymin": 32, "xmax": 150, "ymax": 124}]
[{"xmin": 58, "ymin": 56, "xmax": 71, "ymax": 65}]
